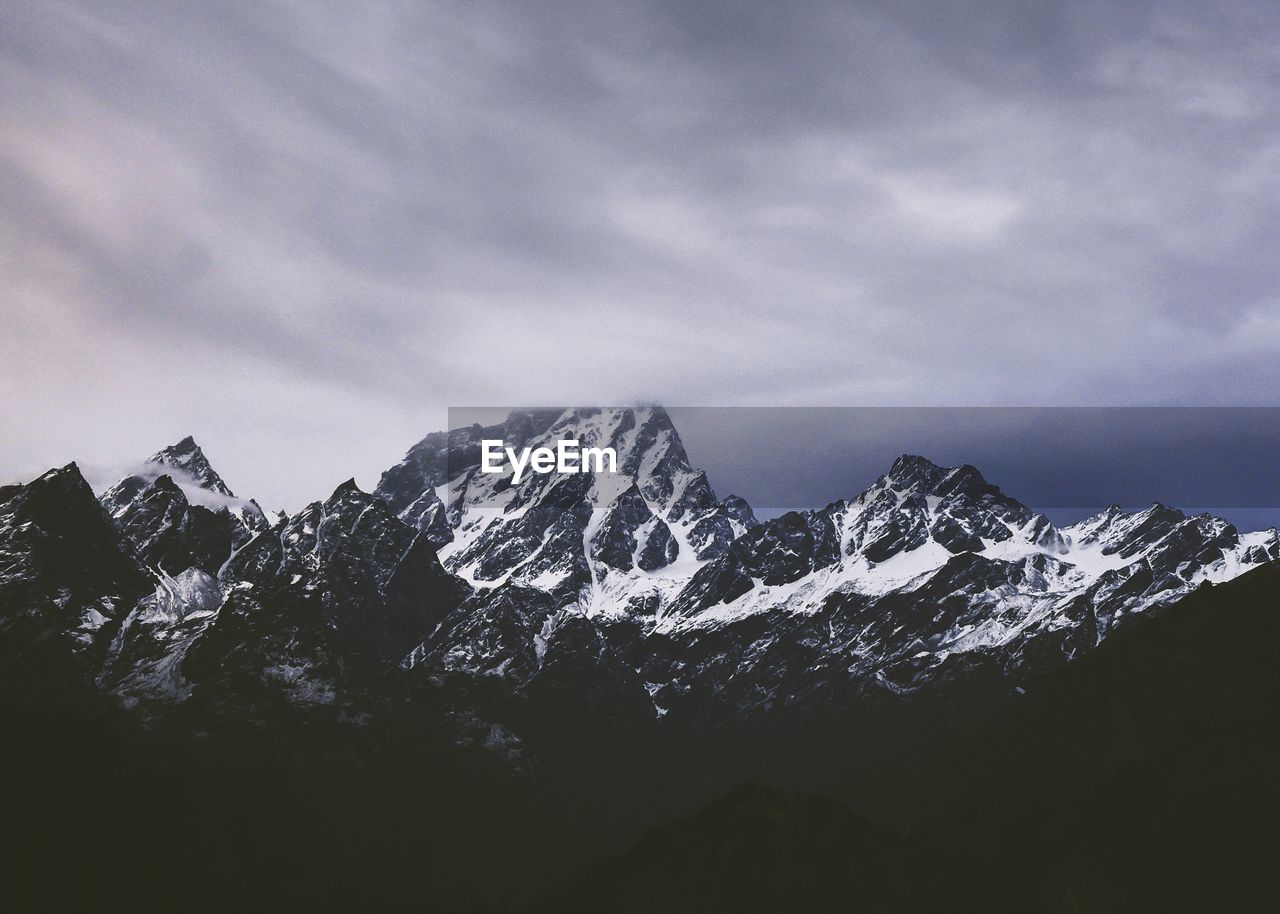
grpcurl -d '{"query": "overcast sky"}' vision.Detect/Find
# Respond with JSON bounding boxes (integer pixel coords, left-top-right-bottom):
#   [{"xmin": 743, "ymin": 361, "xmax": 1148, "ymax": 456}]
[{"xmin": 4, "ymin": 1, "xmax": 1280, "ymax": 510}]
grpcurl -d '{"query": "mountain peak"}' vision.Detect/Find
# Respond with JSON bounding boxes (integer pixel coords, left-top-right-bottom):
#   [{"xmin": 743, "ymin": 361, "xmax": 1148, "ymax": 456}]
[
  {"xmin": 148, "ymin": 437, "xmax": 234, "ymax": 497},
  {"xmin": 29, "ymin": 462, "xmax": 93, "ymax": 498},
  {"xmin": 328, "ymin": 478, "xmax": 365, "ymax": 501},
  {"xmin": 882, "ymin": 454, "xmax": 988, "ymax": 495},
  {"xmin": 887, "ymin": 454, "xmax": 941, "ymax": 477},
  {"xmin": 16, "ymin": 462, "xmax": 128, "ymax": 543}
]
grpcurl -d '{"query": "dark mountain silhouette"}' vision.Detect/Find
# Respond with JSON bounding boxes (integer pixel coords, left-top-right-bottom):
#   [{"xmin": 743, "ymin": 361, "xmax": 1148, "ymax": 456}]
[{"xmin": 2, "ymin": 411, "xmax": 1278, "ymax": 911}]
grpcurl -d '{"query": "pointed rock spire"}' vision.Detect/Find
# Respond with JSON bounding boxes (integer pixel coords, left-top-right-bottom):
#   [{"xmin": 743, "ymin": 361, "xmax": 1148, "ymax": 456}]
[{"xmin": 148, "ymin": 437, "xmax": 234, "ymax": 496}]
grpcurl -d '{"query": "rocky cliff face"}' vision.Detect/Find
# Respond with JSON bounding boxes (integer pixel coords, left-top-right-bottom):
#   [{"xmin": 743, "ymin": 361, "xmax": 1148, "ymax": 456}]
[
  {"xmin": 0, "ymin": 464, "xmax": 151, "ymax": 710},
  {"xmin": 377, "ymin": 408, "xmax": 756, "ymax": 599},
  {"xmin": 100, "ymin": 475, "xmax": 471, "ymax": 726},
  {"xmin": 384, "ymin": 414, "xmax": 1277, "ymax": 731},
  {"xmin": 99, "ymin": 436, "xmax": 269, "ymax": 575},
  {"xmin": 2, "ymin": 411, "xmax": 1277, "ymax": 760}
]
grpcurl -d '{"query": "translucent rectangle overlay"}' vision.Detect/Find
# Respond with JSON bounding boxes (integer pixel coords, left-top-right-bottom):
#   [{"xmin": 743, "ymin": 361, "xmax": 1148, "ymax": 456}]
[{"xmin": 445, "ymin": 406, "xmax": 1280, "ymax": 531}]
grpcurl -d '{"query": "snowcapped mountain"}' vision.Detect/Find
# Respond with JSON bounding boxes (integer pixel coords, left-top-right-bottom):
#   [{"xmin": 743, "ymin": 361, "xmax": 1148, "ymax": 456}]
[
  {"xmin": 7, "ymin": 420, "xmax": 1279, "ymax": 912},
  {"xmin": 388, "ymin": 415, "xmax": 1278, "ymax": 715},
  {"xmin": 100, "ymin": 471, "xmax": 470, "ymax": 721},
  {"xmin": 0, "ymin": 464, "xmax": 151, "ymax": 711},
  {"xmin": 2, "ymin": 410, "xmax": 1278, "ymax": 744},
  {"xmin": 628, "ymin": 454, "xmax": 1280, "ymax": 715},
  {"xmin": 149, "ymin": 435, "xmax": 236, "ymax": 497},
  {"xmin": 99, "ymin": 436, "xmax": 269, "ymax": 576},
  {"xmin": 659, "ymin": 452, "xmax": 1276, "ymax": 647},
  {"xmin": 378, "ymin": 407, "xmax": 755, "ymax": 601}
]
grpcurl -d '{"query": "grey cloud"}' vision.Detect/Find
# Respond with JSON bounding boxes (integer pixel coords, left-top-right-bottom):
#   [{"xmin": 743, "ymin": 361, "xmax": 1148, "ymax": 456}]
[{"xmin": 2, "ymin": 0, "xmax": 1280, "ymax": 511}]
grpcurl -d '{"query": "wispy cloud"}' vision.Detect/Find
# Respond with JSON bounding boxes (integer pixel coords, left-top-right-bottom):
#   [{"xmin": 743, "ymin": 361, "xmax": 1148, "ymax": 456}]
[{"xmin": 84, "ymin": 460, "xmax": 257, "ymax": 513}]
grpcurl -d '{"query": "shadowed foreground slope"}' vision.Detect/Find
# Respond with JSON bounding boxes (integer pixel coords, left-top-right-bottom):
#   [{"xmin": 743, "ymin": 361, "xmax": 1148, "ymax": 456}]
[{"xmin": 542, "ymin": 562, "xmax": 1280, "ymax": 913}]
